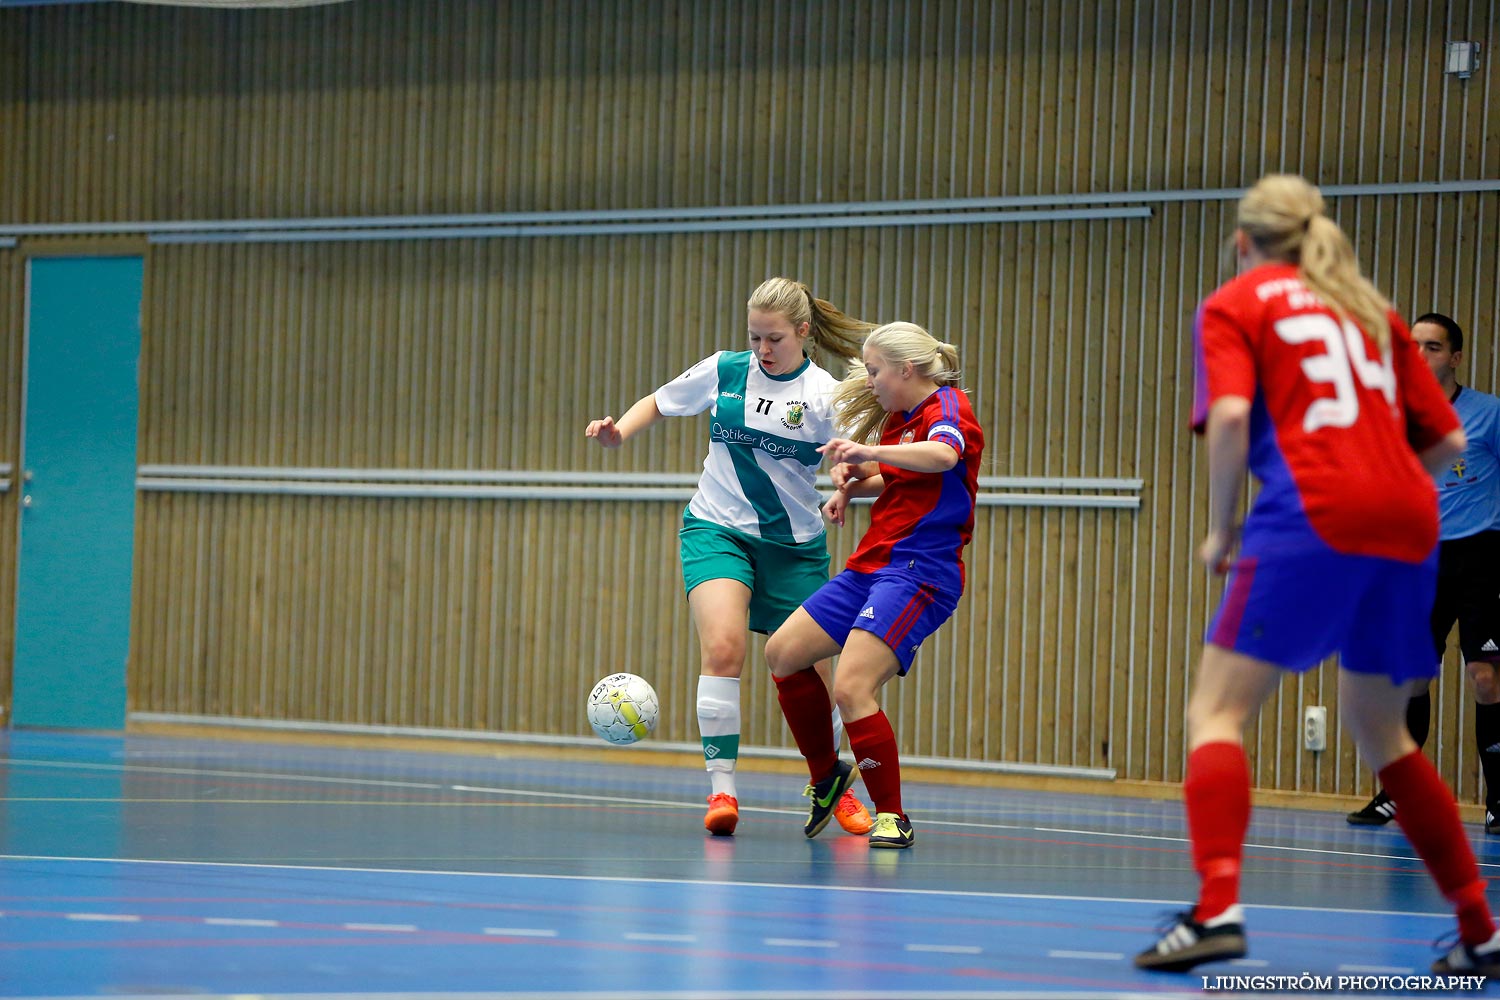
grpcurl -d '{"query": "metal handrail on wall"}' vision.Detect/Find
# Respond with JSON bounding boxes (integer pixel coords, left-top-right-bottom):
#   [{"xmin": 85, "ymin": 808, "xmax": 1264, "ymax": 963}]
[
  {"xmin": 146, "ymin": 207, "xmax": 1153, "ymax": 244},
  {"xmin": 4, "ymin": 179, "xmax": 1498, "ymax": 241},
  {"xmin": 136, "ymin": 465, "xmax": 1143, "ymax": 509}
]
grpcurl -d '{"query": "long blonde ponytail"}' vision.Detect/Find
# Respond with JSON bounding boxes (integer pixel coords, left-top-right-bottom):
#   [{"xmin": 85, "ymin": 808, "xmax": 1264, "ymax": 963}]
[
  {"xmin": 1238, "ymin": 174, "xmax": 1393, "ymax": 350},
  {"xmin": 747, "ymin": 277, "xmax": 873, "ymax": 364}
]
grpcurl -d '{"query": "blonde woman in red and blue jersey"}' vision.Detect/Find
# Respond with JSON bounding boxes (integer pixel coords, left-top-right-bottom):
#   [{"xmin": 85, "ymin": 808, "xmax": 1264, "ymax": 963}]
[
  {"xmin": 585, "ymin": 277, "xmax": 876, "ymax": 838},
  {"xmin": 1135, "ymin": 175, "xmax": 1499, "ymax": 976},
  {"xmin": 765, "ymin": 321, "xmax": 984, "ymax": 849}
]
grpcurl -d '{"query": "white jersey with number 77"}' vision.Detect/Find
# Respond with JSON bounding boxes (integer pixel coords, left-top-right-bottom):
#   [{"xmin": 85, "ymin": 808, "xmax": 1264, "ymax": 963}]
[{"xmin": 654, "ymin": 350, "xmax": 841, "ymax": 544}]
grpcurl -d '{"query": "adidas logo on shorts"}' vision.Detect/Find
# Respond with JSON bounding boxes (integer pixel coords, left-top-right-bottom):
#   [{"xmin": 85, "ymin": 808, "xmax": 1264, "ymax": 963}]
[
  {"xmin": 1483, "ymin": 639, "xmax": 1499, "ymax": 653},
  {"xmin": 859, "ymin": 607, "xmax": 876, "ymax": 620}
]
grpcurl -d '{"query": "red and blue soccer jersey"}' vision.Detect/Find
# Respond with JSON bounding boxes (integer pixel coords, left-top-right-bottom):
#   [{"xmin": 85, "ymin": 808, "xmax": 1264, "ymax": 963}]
[
  {"xmin": 845, "ymin": 386, "xmax": 985, "ymax": 592},
  {"xmin": 1192, "ymin": 263, "xmax": 1459, "ymax": 564}
]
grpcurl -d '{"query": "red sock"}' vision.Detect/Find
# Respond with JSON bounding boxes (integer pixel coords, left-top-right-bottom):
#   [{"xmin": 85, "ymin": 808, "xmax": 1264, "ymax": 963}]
[
  {"xmin": 773, "ymin": 669, "xmax": 837, "ymax": 781},
  {"xmin": 1184, "ymin": 741, "xmax": 1252, "ymax": 922},
  {"xmin": 846, "ymin": 711, "xmax": 902, "ymax": 816},
  {"xmin": 1381, "ymin": 750, "xmax": 1496, "ymax": 945}
]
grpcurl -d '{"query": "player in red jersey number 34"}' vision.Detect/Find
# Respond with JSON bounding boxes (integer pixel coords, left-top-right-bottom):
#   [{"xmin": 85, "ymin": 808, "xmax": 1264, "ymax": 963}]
[{"xmin": 1136, "ymin": 174, "xmax": 1496, "ymax": 975}]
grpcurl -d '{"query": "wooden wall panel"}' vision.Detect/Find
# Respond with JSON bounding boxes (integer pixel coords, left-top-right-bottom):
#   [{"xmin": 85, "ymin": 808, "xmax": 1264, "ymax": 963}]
[
  {"xmin": 0, "ymin": 249, "xmax": 19, "ymax": 717},
  {"xmin": 1, "ymin": 1, "xmax": 1496, "ymax": 224},
  {"xmin": 123, "ymin": 193, "xmax": 1500, "ymax": 795},
  {"xmin": 0, "ymin": 15, "xmax": 19, "ymax": 227},
  {"xmin": 0, "ymin": 0, "xmax": 20, "ymax": 719},
  {"xmin": 3, "ymin": 0, "xmax": 1500, "ymax": 800}
]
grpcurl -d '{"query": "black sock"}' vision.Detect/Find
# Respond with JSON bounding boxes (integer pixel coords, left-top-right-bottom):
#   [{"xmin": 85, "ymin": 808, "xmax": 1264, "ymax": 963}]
[
  {"xmin": 1407, "ymin": 690, "xmax": 1432, "ymax": 749},
  {"xmin": 1476, "ymin": 702, "xmax": 1500, "ymax": 810}
]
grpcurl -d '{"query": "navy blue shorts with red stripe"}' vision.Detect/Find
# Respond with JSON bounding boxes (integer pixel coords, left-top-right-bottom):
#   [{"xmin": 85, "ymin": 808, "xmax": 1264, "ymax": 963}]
[
  {"xmin": 1207, "ymin": 544, "xmax": 1439, "ymax": 683},
  {"xmin": 802, "ymin": 567, "xmax": 960, "ymax": 675}
]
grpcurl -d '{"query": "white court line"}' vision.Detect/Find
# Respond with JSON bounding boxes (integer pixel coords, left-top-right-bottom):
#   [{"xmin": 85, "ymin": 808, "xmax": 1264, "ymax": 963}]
[
  {"xmin": 764, "ymin": 937, "xmax": 838, "ymax": 948},
  {"xmin": 12, "ymin": 758, "xmax": 446, "ymax": 791},
  {"xmin": 1026, "ymin": 824, "xmax": 1500, "ymax": 868},
  {"xmin": 120, "ymin": 751, "xmax": 252, "ymax": 759},
  {"xmin": 65, "ymin": 913, "xmax": 141, "ymax": 922},
  {"xmin": 204, "ymin": 917, "xmax": 280, "ymax": 927},
  {"xmin": 906, "ymin": 943, "xmax": 983, "ymax": 954},
  {"xmin": 18, "ymin": 757, "xmax": 1497, "ymax": 870},
  {"xmin": 342, "ymin": 922, "xmax": 417, "ymax": 932},
  {"xmin": 1046, "ymin": 950, "xmax": 1124, "ymax": 961},
  {"xmin": 624, "ymin": 932, "xmax": 697, "ymax": 942},
  {"xmin": 2, "ymin": 854, "xmax": 1464, "ymax": 922},
  {"xmin": 449, "ymin": 789, "xmax": 1500, "ymax": 871},
  {"xmin": 1338, "ymin": 964, "xmax": 1415, "ymax": 974},
  {"xmin": 22, "ymin": 996, "xmax": 1196, "ymax": 1000},
  {"xmin": 451, "ymin": 784, "xmax": 710, "ymax": 810},
  {"xmin": 483, "ymin": 927, "xmax": 557, "ymax": 937}
]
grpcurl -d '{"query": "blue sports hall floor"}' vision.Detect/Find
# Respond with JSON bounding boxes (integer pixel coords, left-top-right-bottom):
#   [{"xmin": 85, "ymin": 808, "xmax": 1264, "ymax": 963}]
[{"xmin": 2, "ymin": 728, "xmax": 1495, "ymax": 999}]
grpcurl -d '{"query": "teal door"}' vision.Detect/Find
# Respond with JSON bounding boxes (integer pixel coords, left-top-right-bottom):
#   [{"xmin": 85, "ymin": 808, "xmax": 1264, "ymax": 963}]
[{"xmin": 12, "ymin": 256, "xmax": 143, "ymax": 729}]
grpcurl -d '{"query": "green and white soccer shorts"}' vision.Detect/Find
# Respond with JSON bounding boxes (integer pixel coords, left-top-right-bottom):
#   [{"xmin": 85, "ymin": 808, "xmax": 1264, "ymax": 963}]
[{"xmin": 678, "ymin": 511, "xmax": 830, "ymax": 634}]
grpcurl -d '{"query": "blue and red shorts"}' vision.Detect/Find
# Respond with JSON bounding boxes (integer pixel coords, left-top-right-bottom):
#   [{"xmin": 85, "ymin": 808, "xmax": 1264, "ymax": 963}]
[
  {"xmin": 1207, "ymin": 545, "xmax": 1439, "ymax": 683},
  {"xmin": 802, "ymin": 567, "xmax": 959, "ymax": 675}
]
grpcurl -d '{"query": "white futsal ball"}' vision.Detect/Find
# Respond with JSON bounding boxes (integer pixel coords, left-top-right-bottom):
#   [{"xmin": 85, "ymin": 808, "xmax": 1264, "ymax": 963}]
[{"xmin": 586, "ymin": 672, "xmax": 660, "ymax": 745}]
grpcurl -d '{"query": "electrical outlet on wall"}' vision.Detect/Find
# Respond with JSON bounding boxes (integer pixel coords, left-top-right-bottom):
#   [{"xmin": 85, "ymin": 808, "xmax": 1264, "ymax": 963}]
[{"xmin": 1304, "ymin": 706, "xmax": 1328, "ymax": 752}]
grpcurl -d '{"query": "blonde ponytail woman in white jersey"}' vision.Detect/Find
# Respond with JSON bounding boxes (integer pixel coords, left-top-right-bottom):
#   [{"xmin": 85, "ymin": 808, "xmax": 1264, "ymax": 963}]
[{"xmin": 585, "ymin": 277, "xmax": 875, "ymax": 837}]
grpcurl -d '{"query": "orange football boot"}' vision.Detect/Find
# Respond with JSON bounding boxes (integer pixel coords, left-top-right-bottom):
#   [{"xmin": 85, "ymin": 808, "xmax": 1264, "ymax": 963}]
[
  {"xmin": 834, "ymin": 789, "xmax": 873, "ymax": 835},
  {"xmin": 704, "ymin": 793, "xmax": 739, "ymax": 836}
]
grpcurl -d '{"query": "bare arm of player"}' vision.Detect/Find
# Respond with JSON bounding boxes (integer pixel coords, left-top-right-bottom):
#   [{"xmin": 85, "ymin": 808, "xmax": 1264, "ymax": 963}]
[
  {"xmin": 1416, "ymin": 427, "xmax": 1467, "ymax": 477},
  {"xmin": 828, "ymin": 461, "xmax": 859, "ymax": 490},
  {"xmin": 831, "ymin": 460, "xmax": 883, "ymax": 494},
  {"xmin": 820, "ymin": 438, "xmax": 958, "ymax": 473},
  {"xmin": 839, "ymin": 473, "xmax": 885, "ymax": 500},
  {"xmin": 825, "ymin": 461, "xmax": 884, "ymax": 525},
  {"xmin": 585, "ymin": 394, "xmax": 664, "ymax": 448},
  {"xmin": 1200, "ymin": 395, "xmax": 1252, "ymax": 574},
  {"xmin": 824, "ymin": 489, "xmax": 851, "ymax": 527}
]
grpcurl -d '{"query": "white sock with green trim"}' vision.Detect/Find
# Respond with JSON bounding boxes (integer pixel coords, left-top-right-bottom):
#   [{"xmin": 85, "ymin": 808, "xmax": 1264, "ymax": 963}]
[{"xmin": 698, "ymin": 675, "xmax": 741, "ymax": 797}]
